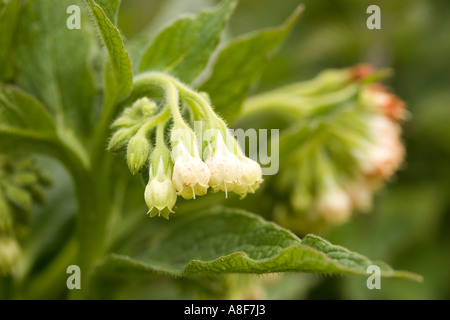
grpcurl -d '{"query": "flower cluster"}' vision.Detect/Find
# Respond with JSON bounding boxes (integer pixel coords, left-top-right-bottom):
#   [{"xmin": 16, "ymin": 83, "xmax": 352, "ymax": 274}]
[
  {"xmin": 108, "ymin": 72, "xmax": 263, "ymax": 219},
  {"xmin": 0, "ymin": 155, "xmax": 51, "ymax": 274},
  {"xmin": 244, "ymin": 65, "xmax": 406, "ymax": 232},
  {"xmin": 347, "ymin": 84, "xmax": 406, "ymax": 212}
]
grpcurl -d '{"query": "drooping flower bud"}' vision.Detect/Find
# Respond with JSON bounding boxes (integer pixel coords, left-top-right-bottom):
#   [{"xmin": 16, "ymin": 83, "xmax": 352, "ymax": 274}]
[
  {"xmin": 133, "ymin": 97, "xmax": 158, "ymax": 118},
  {"xmin": 357, "ymin": 114, "xmax": 405, "ymax": 182},
  {"xmin": 351, "ymin": 63, "xmax": 375, "ymax": 81},
  {"xmin": 171, "ymin": 137, "xmax": 210, "ymax": 199},
  {"xmin": 362, "ymin": 84, "xmax": 406, "ymax": 121},
  {"xmin": 316, "ymin": 187, "xmax": 351, "ymax": 225},
  {"xmin": 232, "ymin": 157, "xmax": 264, "ymax": 198},
  {"xmin": 108, "ymin": 127, "xmax": 134, "ymax": 152},
  {"xmin": 144, "ymin": 157, "xmax": 177, "ymax": 219},
  {"xmin": 112, "ymin": 97, "xmax": 158, "ymax": 129},
  {"xmin": 0, "ymin": 237, "xmax": 21, "ymax": 274},
  {"xmin": 345, "ymin": 181, "xmax": 373, "ymax": 212},
  {"xmin": 127, "ymin": 133, "xmax": 151, "ymax": 175},
  {"xmin": 205, "ymin": 132, "xmax": 242, "ymax": 196}
]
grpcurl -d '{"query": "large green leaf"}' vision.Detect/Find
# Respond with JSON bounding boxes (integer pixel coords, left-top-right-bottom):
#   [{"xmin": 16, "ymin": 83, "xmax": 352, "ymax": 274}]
[
  {"xmin": 0, "ymin": 0, "xmax": 21, "ymax": 82},
  {"xmin": 139, "ymin": 0, "xmax": 236, "ymax": 84},
  {"xmin": 0, "ymin": 84, "xmax": 88, "ymax": 177},
  {"xmin": 200, "ymin": 5, "xmax": 303, "ymax": 122},
  {"xmin": 84, "ymin": 0, "xmax": 132, "ymax": 98},
  {"xmin": 14, "ymin": 0, "xmax": 96, "ymax": 142},
  {"xmin": 90, "ymin": 208, "xmax": 421, "ymax": 293},
  {"xmin": 84, "ymin": 0, "xmax": 133, "ymax": 167},
  {"xmin": 0, "ymin": 84, "xmax": 57, "ymax": 152}
]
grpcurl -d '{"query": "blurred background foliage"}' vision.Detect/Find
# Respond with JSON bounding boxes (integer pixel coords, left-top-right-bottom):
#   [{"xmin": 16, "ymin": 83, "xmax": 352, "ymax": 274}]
[
  {"xmin": 2, "ymin": 0, "xmax": 448, "ymax": 299},
  {"xmin": 116, "ymin": 0, "xmax": 450, "ymax": 299}
]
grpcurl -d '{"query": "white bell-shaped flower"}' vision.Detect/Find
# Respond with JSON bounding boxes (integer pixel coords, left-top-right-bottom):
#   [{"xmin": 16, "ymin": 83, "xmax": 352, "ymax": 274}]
[
  {"xmin": 144, "ymin": 157, "xmax": 177, "ymax": 219},
  {"xmin": 205, "ymin": 132, "xmax": 242, "ymax": 196},
  {"xmin": 316, "ymin": 186, "xmax": 351, "ymax": 225},
  {"xmin": 358, "ymin": 115, "xmax": 405, "ymax": 182},
  {"xmin": 172, "ymin": 139, "xmax": 210, "ymax": 199},
  {"xmin": 232, "ymin": 157, "xmax": 264, "ymax": 198}
]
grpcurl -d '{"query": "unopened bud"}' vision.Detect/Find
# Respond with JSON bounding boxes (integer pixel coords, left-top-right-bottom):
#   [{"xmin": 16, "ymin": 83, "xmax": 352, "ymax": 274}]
[
  {"xmin": 0, "ymin": 195, "xmax": 13, "ymax": 233},
  {"xmin": 359, "ymin": 115, "xmax": 405, "ymax": 182},
  {"xmin": 0, "ymin": 237, "xmax": 21, "ymax": 274},
  {"xmin": 127, "ymin": 97, "xmax": 158, "ymax": 119},
  {"xmin": 363, "ymin": 84, "xmax": 406, "ymax": 121},
  {"xmin": 108, "ymin": 127, "xmax": 133, "ymax": 152},
  {"xmin": 232, "ymin": 157, "xmax": 264, "ymax": 198},
  {"xmin": 11, "ymin": 173, "xmax": 37, "ymax": 186},
  {"xmin": 5, "ymin": 184, "xmax": 31, "ymax": 213},
  {"xmin": 112, "ymin": 98, "xmax": 158, "ymax": 129},
  {"xmin": 351, "ymin": 63, "xmax": 375, "ymax": 81}
]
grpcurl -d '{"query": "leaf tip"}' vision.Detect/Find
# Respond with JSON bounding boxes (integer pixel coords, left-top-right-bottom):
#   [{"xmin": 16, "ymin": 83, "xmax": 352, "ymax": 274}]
[{"xmin": 284, "ymin": 3, "xmax": 305, "ymax": 28}]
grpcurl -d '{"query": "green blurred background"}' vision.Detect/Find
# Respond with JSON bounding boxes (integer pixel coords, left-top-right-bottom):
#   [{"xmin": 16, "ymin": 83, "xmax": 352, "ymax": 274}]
[
  {"xmin": 112, "ymin": 0, "xmax": 450, "ymax": 299},
  {"xmin": 10, "ymin": 0, "xmax": 448, "ymax": 300}
]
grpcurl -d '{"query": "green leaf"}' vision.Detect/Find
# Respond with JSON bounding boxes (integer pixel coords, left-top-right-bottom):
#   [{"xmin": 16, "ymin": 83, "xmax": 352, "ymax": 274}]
[
  {"xmin": 0, "ymin": 0, "xmax": 21, "ymax": 82},
  {"xmin": 14, "ymin": 0, "xmax": 97, "ymax": 142},
  {"xmin": 139, "ymin": 0, "xmax": 236, "ymax": 84},
  {"xmin": 200, "ymin": 5, "xmax": 303, "ymax": 123},
  {"xmin": 92, "ymin": 0, "xmax": 120, "ymax": 25},
  {"xmin": 0, "ymin": 84, "xmax": 57, "ymax": 152},
  {"xmin": 84, "ymin": 0, "xmax": 132, "ymax": 98},
  {"xmin": 90, "ymin": 208, "xmax": 421, "ymax": 291}
]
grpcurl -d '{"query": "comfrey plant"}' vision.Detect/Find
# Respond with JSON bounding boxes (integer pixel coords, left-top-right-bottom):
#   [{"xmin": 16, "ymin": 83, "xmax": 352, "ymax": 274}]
[
  {"xmin": 0, "ymin": 0, "xmax": 421, "ymax": 299},
  {"xmin": 238, "ymin": 65, "xmax": 407, "ymax": 232},
  {"xmin": 108, "ymin": 73, "xmax": 263, "ymax": 218}
]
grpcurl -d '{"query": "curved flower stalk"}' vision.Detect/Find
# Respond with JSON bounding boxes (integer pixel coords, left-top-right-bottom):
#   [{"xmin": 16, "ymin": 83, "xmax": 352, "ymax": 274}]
[
  {"xmin": 241, "ymin": 64, "xmax": 406, "ymax": 232},
  {"xmin": 108, "ymin": 72, "xmax": 264, "ymax": 218}
]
